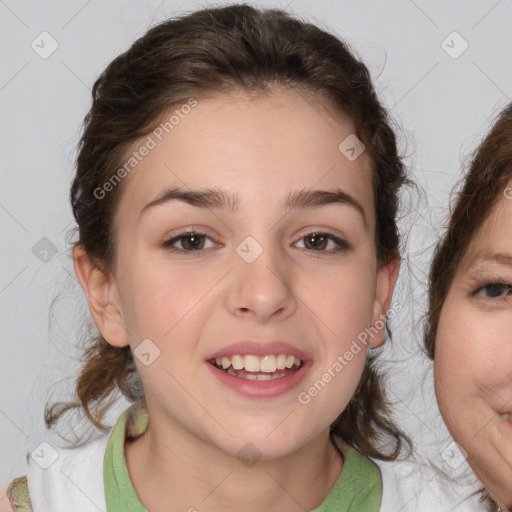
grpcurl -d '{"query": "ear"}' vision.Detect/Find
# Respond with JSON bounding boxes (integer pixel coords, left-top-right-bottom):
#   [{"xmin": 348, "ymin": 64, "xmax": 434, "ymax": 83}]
[
  {"xmin": 72, "ymin": 245, "xmax": 129, "ymax": 348},
  {"xmin": 368, "ymin": 256, "xmax": 400, "ymax": 348}
]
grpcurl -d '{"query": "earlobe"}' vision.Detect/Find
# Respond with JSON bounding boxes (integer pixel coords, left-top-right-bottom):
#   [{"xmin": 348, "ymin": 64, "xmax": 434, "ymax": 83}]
[
  {"xmin": 368, "ymin": 257, "xmax": 400, "ymax": 348},
  {"xmin": 72, "ymin": 245, "xmax": 130, "ymax": 348}
]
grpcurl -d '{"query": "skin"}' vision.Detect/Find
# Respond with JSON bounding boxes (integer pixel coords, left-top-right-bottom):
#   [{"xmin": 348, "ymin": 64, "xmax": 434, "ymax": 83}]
[
  {"xmin": 74, "ymin": 88, "xmax": 398, "ymax": 512},
  {"xmin": 435, "ymin": 188, "xmax": 512, "ymax": 508}
]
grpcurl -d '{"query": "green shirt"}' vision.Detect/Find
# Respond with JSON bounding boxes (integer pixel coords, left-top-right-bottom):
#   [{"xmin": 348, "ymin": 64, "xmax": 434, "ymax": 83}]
[{"xmin": 104, "ymin": 401, "xmax": 382, "ymax": 511}]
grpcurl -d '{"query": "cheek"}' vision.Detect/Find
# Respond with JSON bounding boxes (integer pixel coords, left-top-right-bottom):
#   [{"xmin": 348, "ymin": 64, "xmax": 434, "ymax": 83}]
[
  {"xmin": 435, "ymin": 302, "xmax": 512, "ymax": 421},
  {"xmin": 307, "ymin": 277, "xmax": 369, "ymax": 310},
  {"xmin": 435, "ymin": 300, "xmax": 487, "ymax": 377},
  {"xmin": 301, "ymin": 263, "xmax": 375, "ymax": 391},
  {"xmin": 117, "ymin": 257, "xmax": 207, "ymax": 342},
  {"xmin": 434, "ymin": 303, "xmax": 475, "ymax": 424},
  {"xmin": 305, "ymin": 264, "xmax": 376, "ymax": 338}
]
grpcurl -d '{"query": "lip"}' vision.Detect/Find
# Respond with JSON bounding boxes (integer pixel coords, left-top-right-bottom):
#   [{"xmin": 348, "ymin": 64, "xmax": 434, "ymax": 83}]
[
  {"xmin": 205, "ymin": 340, "xmax": 313, "ymax": 398},
  {"xmin": 205, "ymin": 358, "xmax": 312, "ymax": 398},
  {"xmin": 205, "ymin": 340, "xmax": 312, "ymax": 361}
]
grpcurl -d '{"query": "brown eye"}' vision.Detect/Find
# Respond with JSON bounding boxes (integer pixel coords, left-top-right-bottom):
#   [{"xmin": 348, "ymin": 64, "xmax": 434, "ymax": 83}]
[
  {"xmin": 163, "ymin": 232, "xmax": 215, "ymax": 253},
  {"xmin": 295, "ymin": 232, "xmax": 349, "ymax": 252}
]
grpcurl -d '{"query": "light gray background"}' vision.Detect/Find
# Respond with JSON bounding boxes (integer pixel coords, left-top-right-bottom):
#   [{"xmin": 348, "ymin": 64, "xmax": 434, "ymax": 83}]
[{"xmin": 1, "ymin": 0, "xmax": 510, "ymax": 507}]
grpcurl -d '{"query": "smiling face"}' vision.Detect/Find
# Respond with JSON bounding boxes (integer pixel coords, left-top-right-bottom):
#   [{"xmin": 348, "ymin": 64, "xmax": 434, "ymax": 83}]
[
  {"xmin": 76, "ymin": 88, "xmax": 397, "ymax": 461},
  {"xmin": 434, "ymin": 189, "xmax": 512, "ymax": 505}
]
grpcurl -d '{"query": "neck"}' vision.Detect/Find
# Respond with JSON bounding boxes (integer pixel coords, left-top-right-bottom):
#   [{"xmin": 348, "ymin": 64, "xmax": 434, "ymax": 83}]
[{"xmin": 125, "ymin": 406, "xmax": 343, "ymax": 512}]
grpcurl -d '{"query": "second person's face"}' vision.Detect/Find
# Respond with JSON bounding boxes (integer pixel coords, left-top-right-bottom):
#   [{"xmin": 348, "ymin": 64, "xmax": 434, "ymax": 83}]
[{"xmin": 435, "ymin": 186, "xmax": 512, "ymax": 506}]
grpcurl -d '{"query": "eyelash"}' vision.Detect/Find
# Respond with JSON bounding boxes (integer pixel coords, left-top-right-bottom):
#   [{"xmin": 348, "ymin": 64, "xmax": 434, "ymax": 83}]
[
  {"xmin": 162, "ymin": 230, "xmax": 350, "ymax": 255},
  {"xmin": 473, "ymin": 281, "xmax": 512, "ymax": 299}
]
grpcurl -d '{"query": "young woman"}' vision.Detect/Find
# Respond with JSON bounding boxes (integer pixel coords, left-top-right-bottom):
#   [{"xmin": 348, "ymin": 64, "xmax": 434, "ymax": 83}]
[
  {"xmin": 425, "ymin": 103, "xmax": 512, "ymax": 512},
  {"xmin": 5, "ymin": 4, "xmax": 410, "ymax": 511}
]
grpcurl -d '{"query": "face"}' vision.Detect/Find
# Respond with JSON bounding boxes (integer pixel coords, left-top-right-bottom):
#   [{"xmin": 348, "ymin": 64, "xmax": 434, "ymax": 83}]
[
  {"xmin": 78, "ymin": 88, "xmax": 396, "ymax": 461},
  {"xmin": 435, "ymin": 189, "xmax": 512, "ymax": 506}
]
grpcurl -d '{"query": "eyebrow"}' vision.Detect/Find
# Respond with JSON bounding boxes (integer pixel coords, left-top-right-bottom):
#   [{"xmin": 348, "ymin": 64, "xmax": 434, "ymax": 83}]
[{"xmin": 139, "ymin": 187, "xmax": 367, "ymax": 226}]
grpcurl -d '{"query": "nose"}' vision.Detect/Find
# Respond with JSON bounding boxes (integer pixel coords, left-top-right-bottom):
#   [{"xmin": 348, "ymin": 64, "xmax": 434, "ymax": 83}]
[{"xmin": 225, "ymin": 236, "xmax": 298, "ymax": 323}]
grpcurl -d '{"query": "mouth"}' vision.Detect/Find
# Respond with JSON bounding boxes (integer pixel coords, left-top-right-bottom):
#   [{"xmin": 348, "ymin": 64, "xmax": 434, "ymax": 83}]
[{"xmin": 209, "ymin": 354, "xmax": 304, "ymax": 381}]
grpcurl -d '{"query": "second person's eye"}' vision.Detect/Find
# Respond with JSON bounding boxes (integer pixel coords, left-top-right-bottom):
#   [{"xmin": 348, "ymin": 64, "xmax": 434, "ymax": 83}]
[{"xmin": 476, "ymin": 282, "xmax": 512, "ymax": 298}]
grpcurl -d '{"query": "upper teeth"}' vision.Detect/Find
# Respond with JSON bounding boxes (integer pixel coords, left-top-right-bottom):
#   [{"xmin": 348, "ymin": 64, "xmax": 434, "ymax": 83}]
[
  {"xmin": 501, "ymin": 413, "xmax": 510, "ymax": 421},
  {"xmin": 214, "ymin": 354, "xmax": 301, "ymax": 373}
]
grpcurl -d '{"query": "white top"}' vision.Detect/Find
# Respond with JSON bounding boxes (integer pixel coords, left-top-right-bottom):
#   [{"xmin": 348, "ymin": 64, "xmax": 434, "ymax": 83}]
[
  {"xmin": 376, "ymin": 458, "xmax": 484, "ymax": 511},
  {"xmin": 24, "ymin": 425, "xmax": 484, "ymax": 511},
  {"xmin": 27, "ymin": 433, "xmax": 109, "ymax": 512}
]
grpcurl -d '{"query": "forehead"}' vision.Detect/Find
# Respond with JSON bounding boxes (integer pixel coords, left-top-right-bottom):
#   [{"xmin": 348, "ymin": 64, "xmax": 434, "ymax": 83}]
[
  {"xmin": 114, "ymin": 88, "xmax": 375, "ymax": 224},
  {"xmin": 459, "ymin": 187, "xmax": 512, "ymax": 271}
]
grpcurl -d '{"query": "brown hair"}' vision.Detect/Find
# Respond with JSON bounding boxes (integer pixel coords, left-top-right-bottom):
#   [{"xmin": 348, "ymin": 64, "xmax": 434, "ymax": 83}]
[
  {"xmin": 46, "ymin": 3, "xmax": 409, "ymax": 461},
  {"xmin": 425, "ymin": 103, "xmax": 512, "ymax": 359}
]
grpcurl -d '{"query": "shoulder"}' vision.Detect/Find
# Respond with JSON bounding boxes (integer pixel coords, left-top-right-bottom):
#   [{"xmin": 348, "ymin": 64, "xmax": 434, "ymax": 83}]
[
  {"xmin": 374, "ymin": 458, "xmax": 484, "ymax": 512},
  {"xmin": 3, "ymin": 401, "xmax": 139, "ymax": 512},
  {"xmin": 26, "ymin": 434, "xmax": 111, "ymax": 512},
  {"xmin": 2, "ymin": 476, "xmax": 32, "ymax": 511}
]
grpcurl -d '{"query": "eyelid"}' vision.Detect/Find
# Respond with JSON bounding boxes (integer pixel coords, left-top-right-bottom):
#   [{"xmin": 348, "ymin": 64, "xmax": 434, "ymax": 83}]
[
  {"xmin": 162, "ymin": 225, "xmax": 216, "ymax": 241},
  {"xmin": 466, "ymin": 269, "xmax": 512, "ymax": 290}
]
